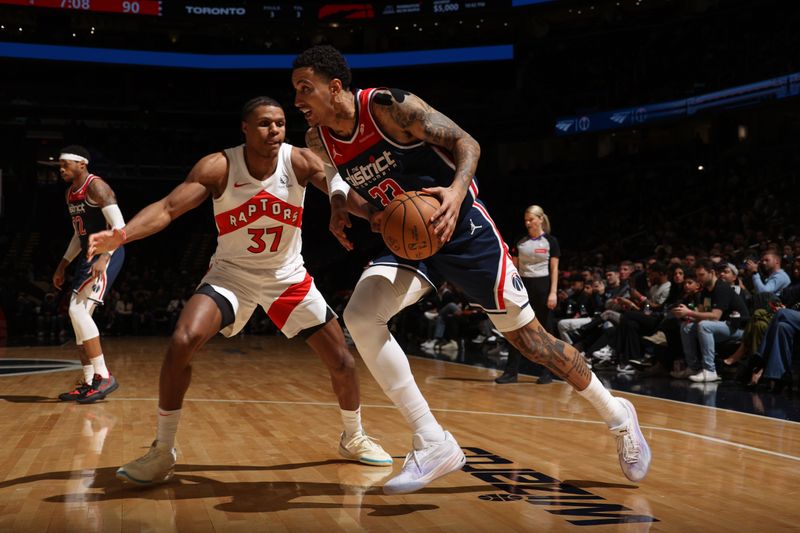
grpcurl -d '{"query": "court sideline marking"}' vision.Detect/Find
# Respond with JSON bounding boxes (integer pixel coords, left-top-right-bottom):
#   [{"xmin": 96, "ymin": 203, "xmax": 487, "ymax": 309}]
[{"xmin": 112, "ymin": 396, "xmax": 800, "ymax": 463}]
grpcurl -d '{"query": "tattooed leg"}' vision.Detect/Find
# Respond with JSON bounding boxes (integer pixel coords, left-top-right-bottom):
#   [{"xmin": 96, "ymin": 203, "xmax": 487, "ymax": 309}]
[{"xmin": 504, "ymin": 317, "xmax": 592, "ymax": 390}]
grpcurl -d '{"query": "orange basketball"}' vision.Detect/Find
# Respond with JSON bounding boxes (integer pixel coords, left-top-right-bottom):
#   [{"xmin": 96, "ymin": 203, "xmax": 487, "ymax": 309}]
[{"xmin": 381, "ymin": 191, "xmax": 443, "ymax": 260}]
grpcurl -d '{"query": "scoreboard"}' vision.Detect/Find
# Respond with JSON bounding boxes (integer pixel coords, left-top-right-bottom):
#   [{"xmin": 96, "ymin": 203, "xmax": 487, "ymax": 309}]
[
  {"xmin": 0, "ymin": 0, "xmax": 161, "ymax": 16},
  {"xmin": 0, "ymin": 1, "xmax": 513, "ymax": 19}
]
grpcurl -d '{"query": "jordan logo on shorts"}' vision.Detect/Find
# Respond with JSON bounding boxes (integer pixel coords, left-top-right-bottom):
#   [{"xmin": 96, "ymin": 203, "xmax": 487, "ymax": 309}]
[{"xmin": 469, "ymin": 219, "xmax": 483, "ymax": 235}]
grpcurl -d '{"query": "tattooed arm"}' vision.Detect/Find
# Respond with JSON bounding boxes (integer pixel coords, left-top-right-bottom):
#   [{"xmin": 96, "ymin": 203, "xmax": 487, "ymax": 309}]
[{"xmin": 371, "ymin": 90, "xmax": 480, "ymax": 244}]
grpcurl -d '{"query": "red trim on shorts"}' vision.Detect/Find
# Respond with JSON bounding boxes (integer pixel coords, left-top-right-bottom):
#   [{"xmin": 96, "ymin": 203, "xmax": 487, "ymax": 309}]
[
  {"xmin": 267, "ymin": 273, "xmax": 313, "ymax": 330},
  {"xmin": 75, "ymin": 271, "xmax": 107, "ymax": 302},
  {"xmin": 473, "ymin": 202, "xmax": 507, "ymax": 311}
]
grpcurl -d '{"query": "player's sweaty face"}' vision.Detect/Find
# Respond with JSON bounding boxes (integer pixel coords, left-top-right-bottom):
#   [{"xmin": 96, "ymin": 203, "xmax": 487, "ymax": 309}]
[
  {"xmin": 292, "ymin": 67, "xmax": 333, "ymax": 127},
  {"xmin": 243, "ymin": 105, "xmax": 286, "ymax": 155}
]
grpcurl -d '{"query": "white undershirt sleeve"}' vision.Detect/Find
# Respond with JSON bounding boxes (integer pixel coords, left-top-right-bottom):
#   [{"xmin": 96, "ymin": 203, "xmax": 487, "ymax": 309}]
[{"xmin": 63, "ymin": 231, "xmax": 81, "ymax": 262}]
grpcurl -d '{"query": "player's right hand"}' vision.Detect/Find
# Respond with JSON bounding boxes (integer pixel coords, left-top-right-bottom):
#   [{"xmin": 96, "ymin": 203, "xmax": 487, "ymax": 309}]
[
  {"xmin": 368, "ymin": 207, "xmax": 384, "ymax": 234},
  {"xmin": 88, "ymin": 228, "xmax": 124, "ymax": 259}
]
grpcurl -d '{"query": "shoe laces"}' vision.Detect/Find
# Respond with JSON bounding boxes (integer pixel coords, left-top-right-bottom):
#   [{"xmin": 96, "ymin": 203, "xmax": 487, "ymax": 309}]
[
  {"xmin": 134, "ymin": 442, "xmax": 171, "ymax": 464},
  {"xmin": 617, "ymin": 427, "xmax": 640, "ymax": 464},
  {"xmin": 401, "ymin": 449, "xmax": 423, "ymax": 473},
  {"xmin": 346, "ymin": 432, "xmax": 382, "ymax": 451}
]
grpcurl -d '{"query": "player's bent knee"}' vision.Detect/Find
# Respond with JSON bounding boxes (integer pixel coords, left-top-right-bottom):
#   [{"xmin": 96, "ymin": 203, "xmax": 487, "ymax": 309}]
[{"xmin": 169, "ymin": 324, "xmax": 207, "ymax": 355}]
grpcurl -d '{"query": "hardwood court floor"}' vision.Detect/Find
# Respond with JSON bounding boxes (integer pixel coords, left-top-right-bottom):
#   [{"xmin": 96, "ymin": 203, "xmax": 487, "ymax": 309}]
[{"xmin": 1, "ymin": 336, "xmax": 799, "ymax": 532}]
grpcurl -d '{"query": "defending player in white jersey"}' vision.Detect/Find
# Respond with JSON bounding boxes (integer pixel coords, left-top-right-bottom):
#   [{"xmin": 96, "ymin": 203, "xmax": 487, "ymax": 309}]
[{"xmin": 88, "ymin": 96, "xmax": 391, "ymax": 486}]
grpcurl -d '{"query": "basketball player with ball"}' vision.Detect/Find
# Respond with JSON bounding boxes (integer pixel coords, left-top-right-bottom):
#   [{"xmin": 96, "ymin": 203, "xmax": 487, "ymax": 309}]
[
  {"xmin": 88, "ymin": 97, "xmax": 391, "ymax": 485},
  {"xmin": 292, "ymin": 45, "xmax": 651, "ymax": 494}
]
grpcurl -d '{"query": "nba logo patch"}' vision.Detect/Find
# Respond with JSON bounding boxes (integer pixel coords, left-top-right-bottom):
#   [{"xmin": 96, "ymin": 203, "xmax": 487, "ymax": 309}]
[{"xmin": 511, "ymin": 273, "xmax": 524, "ymax": 292}]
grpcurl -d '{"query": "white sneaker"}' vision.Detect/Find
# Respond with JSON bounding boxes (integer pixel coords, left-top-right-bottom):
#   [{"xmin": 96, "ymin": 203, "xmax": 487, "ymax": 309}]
[
  {"xmin": 438, "ymin": 339, "xmax": 458, "ymax": 351},
  {"xmin": 116, "ymin": 441, "xmax": 177, "ymax": 486},
  {"xmin": 688, "ymin": 369, "xmax": 720, "ymax": 383},
  {"xmin": 593, "ymin": 345, "xmax": 614, "ymax": 360},
  {"xmin": 611, "ymin": 398, "xmax": 651, "ymax": 483},
  {"xmin": 616, "ymin": 363, "xmax": 636, "ymax": 375},
  {"xmin": 339, "ymin": 431, "xmax": 393, "ymax": 466},
  {"xmin": 421, "ymin": 339, "xmax": 437, "ymax": 350},
  {"xmin": 383, "ymin": 431, "xmax": 466, "ymax": 495}
]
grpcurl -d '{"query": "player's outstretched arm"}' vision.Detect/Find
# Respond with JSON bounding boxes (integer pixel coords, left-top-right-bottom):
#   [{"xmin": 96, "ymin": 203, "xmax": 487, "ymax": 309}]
[
  {"xmin": 88, "ymin": 153, "xmax": 225, "ymax": 257},
  {"xmin": 372, "ymin": 90, "xmax": 480, "ymax": 243}
]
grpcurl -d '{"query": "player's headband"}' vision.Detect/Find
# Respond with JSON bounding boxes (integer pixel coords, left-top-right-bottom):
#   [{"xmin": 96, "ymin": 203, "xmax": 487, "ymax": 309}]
[{"xmin": 59, "ymin": 153, "xmax": 89, "ymax": 164}]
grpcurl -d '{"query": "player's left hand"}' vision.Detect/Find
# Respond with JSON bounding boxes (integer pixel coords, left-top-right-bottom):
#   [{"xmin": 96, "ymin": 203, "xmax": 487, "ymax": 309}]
[
  {"xmin": 329, "ymin": 195, "xmax": 353, "ymax": 251},
  {"xmin": 423, "ymin": 185, "xmax": 462, "ymax": 244},
  {"xmin": 88, "ymin": 228, "xmax": 124, "ymax": 259},
  {"xmin": 90, "ymin": 254, "xmax": 109, "ymax": 280}
]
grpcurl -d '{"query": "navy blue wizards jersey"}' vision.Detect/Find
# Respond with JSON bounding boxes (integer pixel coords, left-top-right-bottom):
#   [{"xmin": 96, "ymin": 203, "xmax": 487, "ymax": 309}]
[
  {"xmin": 317, "ymin": 88, "xmax": 478, "ymax": 220},
  {"xmin": 67, "ymin": 174, "xmax": 111, "ymax": 252}
]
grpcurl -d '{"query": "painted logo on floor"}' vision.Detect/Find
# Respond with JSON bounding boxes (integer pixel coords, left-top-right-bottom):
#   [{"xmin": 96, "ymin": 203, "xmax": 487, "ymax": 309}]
[
  {"xmin": 0, "ymin": 359, "xmax": 82, "ymax": 377},
  {"xmin": 465, "ymin": 447, "xmax": 658, "ymax": 526}
]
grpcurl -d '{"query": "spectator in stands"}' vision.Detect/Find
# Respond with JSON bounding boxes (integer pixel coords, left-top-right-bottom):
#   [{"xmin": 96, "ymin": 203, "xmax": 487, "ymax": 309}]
[
  {"xmin": 745, "ymin": 250, "xmax": 791, "ymax": 295},
  {"xmin": 637, "ymin": 272, "xmax": 702, "ymax": 377},
  {"xmin": 672, "ymin": 259, "xmax": 750, "ymax": 382},
  {"xmin": 748, "ymin": 257, "xmax": 800, "ymax": 392},
  {"xmin": 421, "ymin": 282, "xmax": 464, "ymax": 359},
  {"xmin": 613, "ymin": 262, "xmax": 671, "ymax": 374}
]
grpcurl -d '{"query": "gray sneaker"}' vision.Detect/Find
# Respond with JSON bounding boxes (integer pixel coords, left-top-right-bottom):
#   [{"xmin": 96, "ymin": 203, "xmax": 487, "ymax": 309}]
[{"xmin": 116, "ymin": 441, "xmax": 177, "ymax": 486}]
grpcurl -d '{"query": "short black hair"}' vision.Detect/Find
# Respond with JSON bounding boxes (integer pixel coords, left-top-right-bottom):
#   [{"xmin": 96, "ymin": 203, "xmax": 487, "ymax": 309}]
[
  {"xmin": 293, "ymin": 45, "xmax": 352, "ymax": 90},
  {"xmin": 648, "ymin": 262, "xmax": 668, "ymax": 274},
  {"xmin": 695, "ymin": 258, "xmax": 716, "ymax": 273},
  {"xmin": 241, "ymin": 96, "xmax": 282, "ymax": 121},
  {"xmin": 59, "ymin": 144, "xmax": 90, "ymax": 161}
]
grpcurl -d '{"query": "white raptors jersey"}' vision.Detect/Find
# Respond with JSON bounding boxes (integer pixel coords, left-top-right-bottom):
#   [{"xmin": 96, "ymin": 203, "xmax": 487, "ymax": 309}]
[{"xmin": 213, "ymin": 143, "xmax": 306, "ymax": 270}]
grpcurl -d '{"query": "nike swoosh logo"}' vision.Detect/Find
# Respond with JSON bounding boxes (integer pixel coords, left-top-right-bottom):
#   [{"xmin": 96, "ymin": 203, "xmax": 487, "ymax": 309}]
[{"xmin": 233, "ymin": 182, "xmax": 249, "ymax": 188}]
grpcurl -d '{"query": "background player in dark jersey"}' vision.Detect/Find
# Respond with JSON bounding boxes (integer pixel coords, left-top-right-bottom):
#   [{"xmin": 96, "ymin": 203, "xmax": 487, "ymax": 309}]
[
  {"xmin": 291, "ymin": 45, "xmax": 651, "ymax": 494},
  {"xmin": 53, "ymin": 145, "xmax": 125, "ymax": 403},
  {"xmin": 496, "ymin": 204, "xmax": 560, "ymax": 384}
]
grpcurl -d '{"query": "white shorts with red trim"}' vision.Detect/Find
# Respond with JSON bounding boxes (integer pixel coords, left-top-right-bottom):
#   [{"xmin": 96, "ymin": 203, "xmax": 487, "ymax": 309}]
[{"xmin": 200, "ymin": 257, "xmax": 333, "ymax": 339}]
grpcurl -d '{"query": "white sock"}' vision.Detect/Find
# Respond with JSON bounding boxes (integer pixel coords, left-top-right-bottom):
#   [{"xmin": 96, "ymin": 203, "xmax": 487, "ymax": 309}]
[
  {"xmin": 340, "ymin": 407, "xmax": 363, "ymax": 438},
  {"xmin": 156, "ymin": 408, "xmax": 182, "ymax": 449},
  {"xmin": 577, "ymin": 374, "xmax": 628, "ymax": 428},
  {"xmin": 91, "ymin": 354, "xmax": 109, "ymax": 379},
  {"xmin": 82, "ymin": 365, "xmax": 94, "ymax": 384}
]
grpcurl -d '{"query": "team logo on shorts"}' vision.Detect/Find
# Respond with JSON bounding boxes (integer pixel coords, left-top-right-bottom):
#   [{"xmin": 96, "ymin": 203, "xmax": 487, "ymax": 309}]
[{"xmin": 511, "ymin": 273, "xmax": 524, "ymax": 292}]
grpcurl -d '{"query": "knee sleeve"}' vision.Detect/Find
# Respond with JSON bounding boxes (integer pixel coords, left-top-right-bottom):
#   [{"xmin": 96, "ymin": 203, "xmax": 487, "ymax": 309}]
[{"xmin": 69, "ymin": 294, "xmax": 98, "ymax": 345}]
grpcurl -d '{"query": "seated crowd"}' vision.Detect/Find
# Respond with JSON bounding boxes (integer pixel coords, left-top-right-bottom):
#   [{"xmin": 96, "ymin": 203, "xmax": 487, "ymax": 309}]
[{"xmin": 405, "ymin": 242, "xmax": 800, "ymax": 394}]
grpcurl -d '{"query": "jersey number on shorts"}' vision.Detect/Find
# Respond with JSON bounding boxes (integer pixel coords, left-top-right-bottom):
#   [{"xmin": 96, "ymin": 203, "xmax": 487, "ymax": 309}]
[
  {"xmin": 247, "ymin": 227, "xmax": 282, "ymax": 253},
  {"xmin": 72, "ymin": 215, "xmax": 86, "ymax": 236},
  {"xmin": 367, "ymin": 178, "xmax": 404, "ymax": 207}
]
